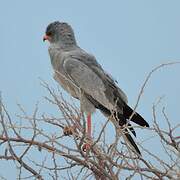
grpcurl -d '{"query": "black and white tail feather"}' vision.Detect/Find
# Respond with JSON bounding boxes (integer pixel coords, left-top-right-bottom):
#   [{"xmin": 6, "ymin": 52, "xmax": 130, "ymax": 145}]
[{"xmin": 95, "ymin": 101, "xmax": 149, "ymax": 155}]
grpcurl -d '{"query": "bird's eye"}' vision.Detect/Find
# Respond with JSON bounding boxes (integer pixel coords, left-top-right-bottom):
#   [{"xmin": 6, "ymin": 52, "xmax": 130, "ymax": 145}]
[{"xmin": 47, "ymin": 31, "xmax": 52, "ymax": 36}]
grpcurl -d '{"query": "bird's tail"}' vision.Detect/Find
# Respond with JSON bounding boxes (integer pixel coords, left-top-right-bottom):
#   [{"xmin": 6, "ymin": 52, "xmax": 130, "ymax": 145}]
[
  {"xmin": 122, "ymin": 129, "xmax": 141, "ymax": 155},
  {"xmin": 86, "ymin": 95, "xmax": 146, "ymax": 155},
  {"xmin": 116, "ymin": 104, "xmax": 149, "ymax": 155},
  {"xmin": 116, "ymin": 113, "xmax": 141, "ymax": 155}
]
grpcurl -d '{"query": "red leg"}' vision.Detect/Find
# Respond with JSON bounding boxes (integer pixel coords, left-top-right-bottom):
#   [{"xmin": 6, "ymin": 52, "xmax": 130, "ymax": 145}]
[
  {"xmin": 82, "ymin": 113, "xmax": 92, "ymax": 152},
  {"xmin": 87, "ymin": 113, "xmax": 91, "ymax": 138}
]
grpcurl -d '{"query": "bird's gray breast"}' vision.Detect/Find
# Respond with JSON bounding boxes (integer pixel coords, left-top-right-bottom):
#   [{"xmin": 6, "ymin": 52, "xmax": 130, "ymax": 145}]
[
  {"xmin": 49, "ymin": 47, "xmax": 80, "ymax": 99},
  {"xmin": 53, "ymin": 70, "xmax": 96, "ymax": 114},
  {"xmin": 53, "ymin": 72, "xmax": 80, "ymax": 99}
]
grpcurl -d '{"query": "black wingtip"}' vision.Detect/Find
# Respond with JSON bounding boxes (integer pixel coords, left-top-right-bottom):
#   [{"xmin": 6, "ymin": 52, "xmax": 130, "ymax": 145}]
[
  {"xmin": 117, "ymin": 113, "xmax": 137, "ymax": 137},
  {"xmin": 145, "ymin": 122, "xmax": 150, "ymax": 127},
  {"xmin": 124, "ymin": 104, "xmax": 149, "ymax": 127}
]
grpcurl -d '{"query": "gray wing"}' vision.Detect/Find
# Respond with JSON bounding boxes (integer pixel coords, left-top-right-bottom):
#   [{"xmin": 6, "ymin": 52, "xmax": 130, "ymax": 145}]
[
  {"xmin": 70, "ymin": 52, "xmax": 128, "ymax": 103},
  {"xmin": 63, "ymin": 54, "xmax": 127, "ymax": 110}
]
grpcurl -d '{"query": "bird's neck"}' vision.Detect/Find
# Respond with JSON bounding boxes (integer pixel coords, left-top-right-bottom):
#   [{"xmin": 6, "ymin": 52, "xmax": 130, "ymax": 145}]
[
  {"xmin": 48, "ymin": 44, "xmax": 79, "ymax": 71},
  {"xmin": 51, "ymin": 41, "xmax": 77, "ymax": 51}
]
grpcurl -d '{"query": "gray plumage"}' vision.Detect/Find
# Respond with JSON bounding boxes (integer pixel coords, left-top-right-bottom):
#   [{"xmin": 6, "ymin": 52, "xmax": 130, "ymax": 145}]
[{"xmin": 44, "ymin": 21, "xmax": 149, "ymax": 155}]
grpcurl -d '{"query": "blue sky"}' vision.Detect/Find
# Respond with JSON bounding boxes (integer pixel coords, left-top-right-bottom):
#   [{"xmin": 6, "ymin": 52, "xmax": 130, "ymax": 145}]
[{"xmin": 0, "ymin": 0, "xmax": 180, "ymax": 179}]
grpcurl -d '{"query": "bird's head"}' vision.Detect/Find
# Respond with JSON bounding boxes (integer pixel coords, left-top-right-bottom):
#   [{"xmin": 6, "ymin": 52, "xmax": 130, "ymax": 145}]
[{"xmin": 43, "ymin": 21, "xmax": 77, "ymax": 47}]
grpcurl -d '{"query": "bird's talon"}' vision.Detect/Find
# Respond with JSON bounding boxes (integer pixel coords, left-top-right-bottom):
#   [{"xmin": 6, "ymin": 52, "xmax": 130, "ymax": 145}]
[{"xmin": 82, "ymin": 143, "xmax": 91, "ymax": 152}]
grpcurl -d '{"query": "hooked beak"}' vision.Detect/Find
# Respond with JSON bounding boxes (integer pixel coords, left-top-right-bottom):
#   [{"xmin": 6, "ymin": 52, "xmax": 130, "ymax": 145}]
[{"xmin": 43, "ymin": 35, "xmax": 50, "ymax": 42}]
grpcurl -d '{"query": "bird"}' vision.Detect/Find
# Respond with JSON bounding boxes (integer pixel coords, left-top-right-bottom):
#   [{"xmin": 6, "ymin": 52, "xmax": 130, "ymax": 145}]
[{"xmin": 43, "ymin": 21, "xmax": 149, "ymax": 155}]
